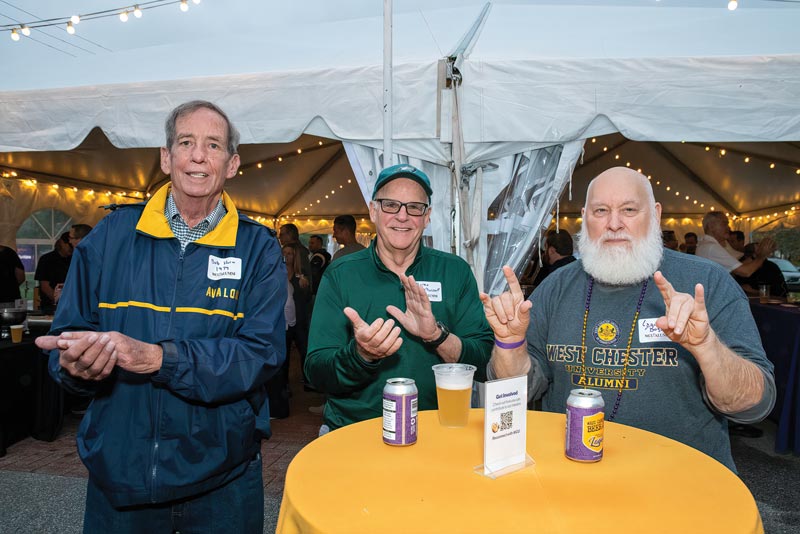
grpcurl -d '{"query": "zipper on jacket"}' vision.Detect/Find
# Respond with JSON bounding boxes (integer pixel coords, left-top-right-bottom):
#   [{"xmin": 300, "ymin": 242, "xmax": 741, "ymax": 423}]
[{"xmin": 149, "ymin": 389, "xmax": 163, "ymax": 503}]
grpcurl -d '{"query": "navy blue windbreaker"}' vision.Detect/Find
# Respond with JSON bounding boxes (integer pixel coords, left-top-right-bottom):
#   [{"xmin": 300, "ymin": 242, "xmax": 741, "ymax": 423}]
[{"xmin": 46, "ymin": 185, "xmax": 286, "ymax": 507}]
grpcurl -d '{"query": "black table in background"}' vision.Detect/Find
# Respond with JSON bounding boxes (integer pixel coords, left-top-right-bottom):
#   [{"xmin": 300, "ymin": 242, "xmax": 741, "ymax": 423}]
[{"xmin": 0, "ymin": 335, "xmax": 63, "ymax": 457}]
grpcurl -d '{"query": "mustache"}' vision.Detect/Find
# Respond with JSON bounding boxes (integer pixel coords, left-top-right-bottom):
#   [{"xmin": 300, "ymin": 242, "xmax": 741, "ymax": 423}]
[{"xmin": 599, "ymin": 232, "xmax": 633, "ymax": 242}]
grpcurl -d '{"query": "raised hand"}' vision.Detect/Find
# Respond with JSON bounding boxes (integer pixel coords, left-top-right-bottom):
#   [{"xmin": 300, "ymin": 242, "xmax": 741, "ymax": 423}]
[
  {"xmin": 344, "ymin": 306, "xmax": 403, "ymax": 362},
  {"xmin": 386, "ymin": 274, "xmax": 439, "ymax": 341},
  {"xmin": 653, "ymin": 271, "xmax": 713, "ymax": 349},
  {"xmin": 479, "ymin": 265, "xmax": 532, "ymax": 342}
]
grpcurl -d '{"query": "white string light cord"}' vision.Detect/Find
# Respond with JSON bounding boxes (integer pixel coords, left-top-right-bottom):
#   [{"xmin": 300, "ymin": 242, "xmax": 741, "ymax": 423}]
[{"xmin": 3, "ymin": 0, "xmax": 201, "ymax": 40}]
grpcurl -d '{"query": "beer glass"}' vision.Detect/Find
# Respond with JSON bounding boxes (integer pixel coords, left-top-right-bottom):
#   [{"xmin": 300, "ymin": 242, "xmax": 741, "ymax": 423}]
[{"xmin": 432, "ymin": 363, "xmax": 476, "ymax": 427}]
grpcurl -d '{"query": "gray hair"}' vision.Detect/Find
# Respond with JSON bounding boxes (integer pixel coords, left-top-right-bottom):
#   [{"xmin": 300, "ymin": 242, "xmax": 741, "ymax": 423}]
[
  {"xmin": 702, "ymin": 211, "xmax": 727, "ymax": 233},
  {"xmin": 164, "ymin": 100, "xmax": 240, "ymax": 155}
]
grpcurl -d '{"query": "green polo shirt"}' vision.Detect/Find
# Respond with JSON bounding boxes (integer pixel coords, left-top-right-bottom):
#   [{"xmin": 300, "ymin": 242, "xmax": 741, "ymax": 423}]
[{"xmin": 305, "ymin": 240, "xmax": 493, "ymax": 430}]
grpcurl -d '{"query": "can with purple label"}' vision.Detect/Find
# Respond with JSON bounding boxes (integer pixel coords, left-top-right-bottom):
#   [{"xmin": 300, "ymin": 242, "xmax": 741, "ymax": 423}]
[
  {"xmin": 565, "ymin": 388, "xmax": 604, "ymax": 462},
  {"xmin": 383, "ymin": 378, "xmax": 418, "ymax": 446}
]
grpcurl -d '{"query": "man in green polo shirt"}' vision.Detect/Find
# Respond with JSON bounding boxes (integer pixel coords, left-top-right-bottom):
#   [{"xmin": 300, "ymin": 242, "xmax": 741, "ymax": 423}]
[{"xmin": 305, "ymin": 164, "xmax": 493, "ymax": 431}]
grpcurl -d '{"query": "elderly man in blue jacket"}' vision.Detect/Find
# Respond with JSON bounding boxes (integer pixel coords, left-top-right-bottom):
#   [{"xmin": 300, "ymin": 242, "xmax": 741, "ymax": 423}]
[{"xmin": 37, "ymin": 100, "xmax": 286, "ymax": 533}]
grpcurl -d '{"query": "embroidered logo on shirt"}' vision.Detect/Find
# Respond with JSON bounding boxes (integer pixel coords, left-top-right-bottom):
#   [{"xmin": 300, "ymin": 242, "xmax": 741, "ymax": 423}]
[{"xmin": 593, "ymin": 319, "xmax": 620, "ymax": 345}]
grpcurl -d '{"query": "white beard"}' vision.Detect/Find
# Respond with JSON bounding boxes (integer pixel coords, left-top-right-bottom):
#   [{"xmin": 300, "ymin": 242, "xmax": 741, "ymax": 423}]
[{"xmin": 577, "ymin": 214, "xmax": 664, "ymax": 285}]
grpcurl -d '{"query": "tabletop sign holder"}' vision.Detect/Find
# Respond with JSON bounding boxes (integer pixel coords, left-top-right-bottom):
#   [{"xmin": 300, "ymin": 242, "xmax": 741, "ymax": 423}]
[{"xmin": 475, "ymin": 374, "xmax": 534, "ymax": 479}]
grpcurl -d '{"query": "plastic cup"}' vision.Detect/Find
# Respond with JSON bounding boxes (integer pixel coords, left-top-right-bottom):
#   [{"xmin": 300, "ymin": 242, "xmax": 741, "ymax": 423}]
[
  {"xmin": 759, "ymin": 284, "xmax": 770, "ymax": 303},
  {"xmin": 10, "ymin": 324, "xmax": 24, "ymax": 343},
  {"xmin": 432, "ymin": 363, "xmax": 476, "ymax": 427}
]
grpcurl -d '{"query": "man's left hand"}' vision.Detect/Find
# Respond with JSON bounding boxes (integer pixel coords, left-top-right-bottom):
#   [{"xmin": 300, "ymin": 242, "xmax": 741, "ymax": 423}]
[
  {"xmin": 386, "ymin": 274, "xmax": 439, "ymax": 341},
  {"xmin": 653, "ymin": 271, "xmax": 714, "ymax": 350},
  {"xmin": 39, "ymin": 331, "xmax": 163, "ymax": 375}
]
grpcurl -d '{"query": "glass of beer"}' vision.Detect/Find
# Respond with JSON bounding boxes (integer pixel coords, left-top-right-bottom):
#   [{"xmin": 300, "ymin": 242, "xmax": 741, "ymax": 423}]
[{"xmin": 432, "ymin": 363, "xmax": 476, "ymax": 427}]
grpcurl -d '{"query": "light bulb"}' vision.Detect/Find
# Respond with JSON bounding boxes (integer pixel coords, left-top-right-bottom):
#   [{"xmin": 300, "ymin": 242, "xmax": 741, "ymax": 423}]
[
  {"xmin": 21, "ymin": 25, "xmax": 30, "ymax": 36},
  {"xmin": 10, "ymin": 29, "xmax": 20, "ymax": 41},
  {"xmin": 180, "ymin": 0, "xmax": 189, "ymax": 12},
  {"xmin": 134, "ymin": 6, "xmax": 143, "ymax": 18},
  {"xmin": 120, "ymin": 11, "xmax": 129, "ymax": 22},
  {"xmin": 71, "ymin": 15, "xmax": 81, "ymax": 24},
  {"xmin": 727, "ymin": 0, "xmax": 738, "ymax": 11},
  {"xmin": 67, "ymin": 21, "xmax": 76, "ymax": 34},
  {"xmin": 192, "ymin": 0, "xmax": 202, "ymax": 4}
]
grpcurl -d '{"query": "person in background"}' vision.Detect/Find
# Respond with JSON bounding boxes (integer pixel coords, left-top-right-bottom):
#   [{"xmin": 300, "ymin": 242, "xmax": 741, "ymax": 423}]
[
  {"xmin": 36, "ymin": 100, "xmax": 286, "ymax": 533},
  {"xmin": 68, "ymin": 224, "xmax": 93, "ymax": 247},
  {"xmin": 734, "ymin": 242, "xmax": 788, "ymax": 299},
  {"xmin": 34, "ymin": 232, "xmax": 73, "ymax": 313},
  {"xmin": 0, "ymin": 244, "xmax": 25, "ymax": 303},
  {"xmin": 532, "ymin": 229, "xmax": 576, "ymax": 287},
  {"xmin": 482, "ymin": 167, "xmax": 775, "ymax": 471},
  {"xmin": 661, "ymin": 229, "xmax": 679, "ymax": 251},
  {"xmin": 282, "ymin": 242, "xmax": 312, "ymax": 392},
  {"xmin": 728, "ymin": 230, "xmax": 746, "ymax": 255},
  {"xmin": 306, "ymin": 164, "xmax": 493, "ymax": 434},
  {"xmin": 331, "ymin": 214, "xmax": 365, "ymax": 261},
  {"xmin": 279, "ymin": 223, "xmax": 311, "ymax": 277},
  {"xmin": 681, "ymin": 232, "xmax": 698, "ymax": 254},
  {"xmin": 696, "ymin": 212, "xmax": 775, "ymax": 279},
  {"xmin": 308, "ymin": 234, "xmax": 331, "ymax": 296}
]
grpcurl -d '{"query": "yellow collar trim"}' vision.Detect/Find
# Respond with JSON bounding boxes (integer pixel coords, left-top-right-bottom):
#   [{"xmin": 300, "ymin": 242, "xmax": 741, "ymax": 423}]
[{"xmin": 135, "ymin": 184, "xmax": 239, "ymax": 247}]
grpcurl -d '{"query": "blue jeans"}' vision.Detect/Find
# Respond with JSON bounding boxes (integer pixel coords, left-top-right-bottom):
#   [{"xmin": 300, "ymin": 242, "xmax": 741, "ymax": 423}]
[{"xmin": 83, "ymin": 453, "xmax": 263, "ymax": 534}]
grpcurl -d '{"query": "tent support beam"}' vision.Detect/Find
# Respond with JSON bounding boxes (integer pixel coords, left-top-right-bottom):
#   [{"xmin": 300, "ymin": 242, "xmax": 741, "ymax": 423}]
[
  {"xmin": 650, "ymin": 142, "xmax": 738, "ymax": 215},
  {"xmin": 276, "ymin": 147, "xmax": 346, "ymax": 217}
]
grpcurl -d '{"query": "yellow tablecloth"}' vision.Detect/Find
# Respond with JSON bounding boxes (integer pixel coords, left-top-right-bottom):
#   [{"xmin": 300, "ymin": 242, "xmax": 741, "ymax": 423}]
[{"xmin": 277, "ymin": 410, "xmax": 762, "ymax": 534}]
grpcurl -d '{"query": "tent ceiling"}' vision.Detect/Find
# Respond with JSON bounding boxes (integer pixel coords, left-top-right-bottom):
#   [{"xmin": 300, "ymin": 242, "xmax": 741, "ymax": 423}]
[
  {"xmin": 560, "ymin": 133, "xmax": 800, "ymax": 218},
  {"xmin": 0, "ymin": 129, "xmax": 369, "ymax": 224}
]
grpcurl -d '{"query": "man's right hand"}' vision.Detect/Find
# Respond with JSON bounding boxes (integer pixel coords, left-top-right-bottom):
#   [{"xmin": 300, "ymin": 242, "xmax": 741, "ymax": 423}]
[
  {"xmin": 343, "ymin": 307, "xmax": 403, "ymax": 362},
  {"xmin": 36, "ymin": 332, "xmax": 116, "ymax": 381},
  {"xmin": 479, "ymin": 266, "xmax": 533, "ymax": 379},
  {"xmin": 479, "ymin": 265, "xmax": 532, "ymax": 341}
]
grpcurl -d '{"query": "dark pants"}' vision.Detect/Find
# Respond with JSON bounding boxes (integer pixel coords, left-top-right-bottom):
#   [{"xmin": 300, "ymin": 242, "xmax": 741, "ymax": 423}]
[{"xmin": 83, "ymin": 453, "xmax": 264, "ymax": 534}]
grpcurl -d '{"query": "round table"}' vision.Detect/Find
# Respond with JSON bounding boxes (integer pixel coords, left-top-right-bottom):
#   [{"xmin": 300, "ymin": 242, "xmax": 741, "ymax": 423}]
[{"xmin": 277, "ymin": 410, "xmax": 762, "ymax": 533}]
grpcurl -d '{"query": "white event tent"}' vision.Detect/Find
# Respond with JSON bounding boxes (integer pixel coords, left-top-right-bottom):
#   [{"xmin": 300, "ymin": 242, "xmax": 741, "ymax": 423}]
[{"xmin": 2, "ymin": 0, "xmax": 800, "ymax": 292}]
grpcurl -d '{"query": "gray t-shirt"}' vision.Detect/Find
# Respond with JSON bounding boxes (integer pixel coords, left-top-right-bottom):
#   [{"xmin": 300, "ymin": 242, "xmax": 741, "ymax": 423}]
[{"xmin": 515, "ymin": 248, "xmax": 775, "ymax": 471}]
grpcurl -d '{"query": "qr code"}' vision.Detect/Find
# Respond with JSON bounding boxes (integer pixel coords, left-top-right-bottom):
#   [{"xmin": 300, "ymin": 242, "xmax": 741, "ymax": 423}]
[{"xmin": 500, "ymin": 411, "xmax": 513, "ymax": 431}]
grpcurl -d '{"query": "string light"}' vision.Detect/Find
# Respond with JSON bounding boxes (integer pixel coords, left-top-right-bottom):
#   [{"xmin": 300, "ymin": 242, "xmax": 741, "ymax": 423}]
[
  {"xmin": 10, "ymin": 28, "xmax": 19, "ymax": 41},
  {"xmin": 3, "ymin": 1, "xmax": 200, "ymax": 39},
  {"xmin": 728, "ymin": 0, "xmax": 738, "ymax": 11}
]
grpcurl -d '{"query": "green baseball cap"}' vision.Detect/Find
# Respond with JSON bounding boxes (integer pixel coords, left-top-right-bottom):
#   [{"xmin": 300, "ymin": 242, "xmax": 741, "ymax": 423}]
[{"xmin": 372, "ymin": 164, "xmax": 433, "ymax": 200}]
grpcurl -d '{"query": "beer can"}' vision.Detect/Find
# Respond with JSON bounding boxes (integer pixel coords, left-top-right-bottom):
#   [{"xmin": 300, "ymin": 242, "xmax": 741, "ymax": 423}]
[
  {"xmin": 383, "ymin": 378, "xmax": 418, "ymax": 446},
  {"xmin": 565, "ymin": 388, "xmax": 605, "ymax": 462}
]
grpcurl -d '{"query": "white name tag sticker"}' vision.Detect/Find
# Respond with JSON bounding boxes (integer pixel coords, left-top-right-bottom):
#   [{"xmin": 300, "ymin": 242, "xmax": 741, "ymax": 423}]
[
  {"xmin": 416, "ymin": 281, "xmax": 442, "ymax": 302},
  {"xmin": 207, "ymin": 255, "xmax": 242, "ymax": 280},
  {"xmin": 638, "ymin": 318, "xmax": 670, "ymax": 343}
]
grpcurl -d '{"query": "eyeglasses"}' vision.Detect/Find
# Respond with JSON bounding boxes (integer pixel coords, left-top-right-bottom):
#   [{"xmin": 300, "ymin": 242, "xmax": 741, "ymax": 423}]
[{"xmin": 373, "ymin": 198, "xmax": 429, "ymax": 217}]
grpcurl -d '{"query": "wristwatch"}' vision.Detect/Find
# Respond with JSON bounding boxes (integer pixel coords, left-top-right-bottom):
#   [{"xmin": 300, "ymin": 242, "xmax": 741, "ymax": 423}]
[{"xmin": 423, "ymin": 321, "xmax": 450, "ymax": 350}]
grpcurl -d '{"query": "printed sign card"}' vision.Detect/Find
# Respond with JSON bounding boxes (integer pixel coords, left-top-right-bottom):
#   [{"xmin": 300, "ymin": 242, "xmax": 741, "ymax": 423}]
[{"xmin": 476, "ymin": 375, "xmax": 534, "ymax": 479}]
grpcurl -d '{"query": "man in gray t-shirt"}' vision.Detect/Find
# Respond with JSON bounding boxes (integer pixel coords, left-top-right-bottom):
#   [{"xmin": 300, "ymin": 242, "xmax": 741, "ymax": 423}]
[{"xmin": 481, "ymin": 167, "xmax": 776, "ymax": 472}]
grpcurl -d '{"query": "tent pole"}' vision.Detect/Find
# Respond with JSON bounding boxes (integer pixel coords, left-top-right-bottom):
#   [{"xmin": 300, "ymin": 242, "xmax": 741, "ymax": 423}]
[{"xmin": 383, "ymin": 0, "xmax": 393, "ymax": 168}]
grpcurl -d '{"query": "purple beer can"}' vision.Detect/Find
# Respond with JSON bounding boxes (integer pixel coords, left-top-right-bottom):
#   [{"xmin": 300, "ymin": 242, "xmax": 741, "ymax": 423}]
[
  {"xmin": 383, "ymin": 378, "xmax": 418, "ymax": 446},
  {"xmin": 565, "ymin": 388, "xmax": 605, "ymax": 462}
]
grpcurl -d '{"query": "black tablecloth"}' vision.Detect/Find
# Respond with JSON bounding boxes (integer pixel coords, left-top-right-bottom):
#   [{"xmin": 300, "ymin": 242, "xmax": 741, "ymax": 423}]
[
  {"xmin": 0, "ymin": 336, "xmax": 63, "ymax": 456},
  {"xmin": 750, "ymin": 301, "xmax": 800, "ymax": 455}
]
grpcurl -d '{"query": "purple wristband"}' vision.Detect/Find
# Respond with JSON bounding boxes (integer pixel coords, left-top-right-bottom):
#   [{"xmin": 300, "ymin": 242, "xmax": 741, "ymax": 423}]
[{"xmin": 494, "ymin": 338, "xmax": 526, "ymax": 350}]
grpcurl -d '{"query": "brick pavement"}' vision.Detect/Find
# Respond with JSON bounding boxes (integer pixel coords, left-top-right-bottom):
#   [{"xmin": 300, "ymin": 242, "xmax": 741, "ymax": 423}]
[{"xmin": 0, "ymin": 354, "xmax": 325, "ymax": 500}]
